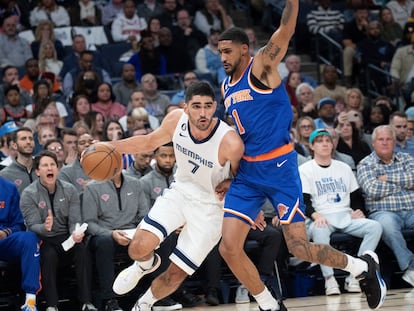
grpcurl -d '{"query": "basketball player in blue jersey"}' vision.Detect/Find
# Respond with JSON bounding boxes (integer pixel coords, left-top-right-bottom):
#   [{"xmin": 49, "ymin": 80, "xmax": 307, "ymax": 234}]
[
  {"xmin": 103, "ymin": 82, "xmax": 245, "ymax": 311},
  {"xmin": 216, "ymin": 1, "xmax": 386, "ymax": 310}
]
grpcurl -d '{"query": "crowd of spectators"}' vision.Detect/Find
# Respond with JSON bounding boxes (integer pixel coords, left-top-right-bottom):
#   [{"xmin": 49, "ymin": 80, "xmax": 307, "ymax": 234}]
[{"xmin": 1, "ymin": 0, "xmax": 414, "ymax": 311}]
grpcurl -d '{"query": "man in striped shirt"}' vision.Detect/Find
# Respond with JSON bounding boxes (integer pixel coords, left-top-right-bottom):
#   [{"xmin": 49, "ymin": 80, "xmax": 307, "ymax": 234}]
[{"xmin": 357, "ymin": 125, "xmax": 414, "ymax": 288}]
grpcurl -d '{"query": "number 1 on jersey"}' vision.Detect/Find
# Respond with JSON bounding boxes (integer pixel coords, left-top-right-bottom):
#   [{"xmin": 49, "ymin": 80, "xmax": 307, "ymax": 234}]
[{"xmin": 232, "ymin": 109, "xmax": 245, "ymax": 135}]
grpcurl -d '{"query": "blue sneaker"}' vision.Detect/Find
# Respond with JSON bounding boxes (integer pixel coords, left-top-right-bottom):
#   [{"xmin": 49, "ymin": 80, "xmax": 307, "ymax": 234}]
[{"xmin": 357, "ymin": 251, "xmax": 387, "ymax": 309}]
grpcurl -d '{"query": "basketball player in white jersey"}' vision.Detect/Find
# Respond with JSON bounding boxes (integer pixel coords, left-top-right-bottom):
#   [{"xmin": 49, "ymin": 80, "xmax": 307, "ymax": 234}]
[{"xmin": 105, "ymin": 81, "xmax": 245, "ymax": 311}]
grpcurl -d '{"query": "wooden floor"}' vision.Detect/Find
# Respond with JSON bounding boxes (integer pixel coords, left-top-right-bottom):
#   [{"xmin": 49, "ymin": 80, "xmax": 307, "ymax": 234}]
[{"xmin": 182, "ymin": 288, "xmax": 414, "ymax": 311}]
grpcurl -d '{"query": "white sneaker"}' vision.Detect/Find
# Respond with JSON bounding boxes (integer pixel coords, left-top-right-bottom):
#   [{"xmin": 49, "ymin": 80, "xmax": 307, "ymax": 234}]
[
  {"xmin": 113, "ymin": 254, "xmax": 161, "ymax": 295},
  {"xmin": 325, "ymin": 276, "xmax": 340, "ymax": 296},
  {"xmin": 131, "ymin": 301, "xmax": 151, "ymax": 311},
  {"xmin": 235, "ymin": 285, "xmax": 250, "ymax": 303},
  {"xmin": 344, "ymin": 275, "xmax": 361, "ymax": 293},
  {"xmin": 402, "ymin": 269, "xmax": 414, "ymax": 287},
  {"xmin": 46, "ymin": 307, "xmax": 58, "ymax": 311}
]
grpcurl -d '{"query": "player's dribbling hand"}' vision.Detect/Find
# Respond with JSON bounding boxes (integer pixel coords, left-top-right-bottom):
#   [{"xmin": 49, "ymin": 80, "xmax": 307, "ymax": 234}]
[
  {"xmin": 251, "ymin": 210, "xmax": 266, "ymax": 231},
  {"xmin": 215, "ymin": 178, "xmax": 232, "ymax": 201}
]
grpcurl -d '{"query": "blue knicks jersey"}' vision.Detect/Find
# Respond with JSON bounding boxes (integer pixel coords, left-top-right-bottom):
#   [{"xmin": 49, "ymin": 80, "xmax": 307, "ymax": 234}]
[{"xmin": 222, "ymin": 59, "xmax": 292, "ymax": 157}]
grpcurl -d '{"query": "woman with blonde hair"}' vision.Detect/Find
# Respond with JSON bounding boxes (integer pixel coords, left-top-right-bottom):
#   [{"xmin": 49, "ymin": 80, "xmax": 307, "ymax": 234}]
[
  {"xmin": 345, "ymin": 88, "xmax": 364, "ymax": 111},
  {"xmin": 295, "ymin": 116, "xmax": 316, "ymax": 157},
  {"xmin": 38, "ymin": 40, "xmax": 63, "ymax": 77},
  {"xmin": 30, "ymin": 20, "xmax": 65, "ymax": 60}
]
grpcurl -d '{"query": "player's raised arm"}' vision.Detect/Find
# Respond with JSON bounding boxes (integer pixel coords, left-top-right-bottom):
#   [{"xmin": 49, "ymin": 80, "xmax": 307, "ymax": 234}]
[
  {"xmin": 108, "ymin": 109, "xmax": 183, "ymax": 154},
  {"xmin": 253, "ymin": 0, "xmax": 299, "ymax": 76}
]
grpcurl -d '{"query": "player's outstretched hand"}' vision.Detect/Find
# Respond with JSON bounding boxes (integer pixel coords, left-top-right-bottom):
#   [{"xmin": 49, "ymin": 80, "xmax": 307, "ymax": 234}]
[
  {"xmin": 215, "ymin": 178, "xmax": 232, "ymax": 201},
  {"xmin": 252, "ymin": 210, "xmax": 266, "ymax": 231}
]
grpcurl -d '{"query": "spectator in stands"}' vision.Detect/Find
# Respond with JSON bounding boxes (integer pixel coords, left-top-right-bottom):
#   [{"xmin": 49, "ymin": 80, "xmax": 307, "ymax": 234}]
[
  {"xmin": 0, "ymin": 66, "xmax": 32, "ymax": 109},
  {"xmin": 314, "ymin": 97, "xmax": 337, "ymax": 129},
  {"xmin": 300, "ymin": 129, "xmax": 382, "ymax": 296},
  {"xmin": 363, "ymin": 102, "xmax": 391, "ymax": 135},
  {"xmin": 295, "ymin": 116, "xmax": 316, "ymax": 157},
  {"xmin": 120, "ymin": 90, "xmax": 159, "ymax": 132},
  {"xmin": 102, "ymin": 119, "xmax": 134, "ymax": 168},
  {"xmin": 379, "ymin": 7, "xmax": 403, "ymax": 47},
  {"xmin": 0, "ymin": 84, "xmax": 30, "ymax": 127},
  {"xmin": 159, "ymin": 26, "xmax": 191, "ymax": 74},
  {"xmin": 0, "ymin": 127, "xmax": 36, "ymax": 193},
  {"xmin": 72, "ymin": 70, "xmax": 102, "ymax": 104},
  {"xmin": 296, "ymin": 82, "xmax": 317, "ymax": 118},
  {"xmin": 38, "ymin": 41, "xmax": 63, "ymax": 79},
  {"xmin": 29, "ymin": 0, "xmax": 70, "ymax": 27},
  {"xmin": 147, "ymin": 16, "xmax": 162, "ymax": 47},
  {"xmin": 101, "ymin": 0, "xmax": 122, "ymax": 26},
  {"xmin": 313, "ymin": 65, "xmax": 347, "ymax": 105},
  {"xmin": 113, "ymin": 64, "xmax": 140, "ymax": 108},
  {"xmin": 85, "ymin": 111, "xmax": 104, "ymax": 141},
  {"xmin": 193, "ymin": 0, "xmax": 232, "ymax": 37},
  {"xmin": 82, "ymin": 168, "xmax": 149, "ymax": 311},
  {"xmin": 389, "ymin": 111, "xmax": 414, "ymax": 156},
  {"xmin": 91, "ymin": 82, "xmax": 126, "ymax": 121},
  {"xmin": 72, "ymin": 120, "xmax": 90, "ymax": 137},
  {"xmin": 285, "ymin": 72, "xmax": 302, "ymax": 108},
  {"xmin": 19, "ymin": 58, "xmax": 41, "ymax": 94},
  {"xmin": 58, "ymin": 132, "xmax": 92, "ymax": 192},
  {"xmin": 124, "ymin": 148, "xmax": 154, "ymax": 179},
  {"xmin": 282, "ymin": 54, "xmax": 317, "ymax": 88},
  {"xmin": 71, "ymin": 94, "xmax": 91, "ymax": 125},
  {"xmin": 69, "ymin": 0, "xmax": 102, "ymax": 26},
  {"xmin": 0, "ymin": 121, "xmax": 19, "ymax": 169},
  {"xmin": 171, "ymin": 71, "xmax": 198, "ymax": 106},
  {"xmin": 61, "ymin": 128, "xmax": 78, "ymax": 166},
  {"xmin": 195, "ymin": 28, "xmax": 226, "ymax": 85},
  {"xmin": 336, "ymin": 111, "xmax": 372, "ymax": 165},
  {"xmin": 30, "ymin": 20, "xmax": 65, "ymax": 61},
  {"xmin": 342, "ymin": 8, "xmax": 369, "ymax": 87},
  {"xmin": 244, "ymin": 27, "xmax": 260, "ymax": 56},
  {"xmin": 325, "ymin": 127, "xmax": 356, "ymax": 172},
  {"xmin": 390, "ymin": 31, "xmax": 414, "ymax": 106},
  {"xmin": 356, "ymin": 20, "xmax": 395, "ymax": 92},
  {"xmin": 344, "ymin": 87, "xmax": 364, "ymax": 111},
  {"xmin": 111, "ymin": 0, "xmax": 147, "ymax": 43},
  {"xmin": 60, "ymin": 34, "xmax": 107, "ymax": 80},
  {"xmin": 140, "ymin": 73, "xmax": 171, "ymax": 122},
  {"xmin": 44, "ymin": 138, "xmax": 65, "ymax": 169},
  {"xmin": 172, "ymin": 8, "xmax": 207, "ymax": 66},
  {"xmin": 63, "ymin": 50, "xmax": 111, "ymax": 98},
  {"xmin": 128, "ymin": 30, "xmax": 168, "ymax": 81},
  {"xmin": 0, "ymin": 15, "xmax": 33, "ymax": 68},
  {"xmin": 357, "ymin": 125, "xmax": 414, "ymax": 288},
  {"xmin": 137, "ymin": 0, "xmax": 164, "ymax": 22},
  {"xmin": 0, "ymin": 176, "xmax": 41, "ymax": 311},
  {"xmin": 386, "ymin": 0, "xmax": 414, "ymax": 29},
  {"xmin": 407, "ymin": 118, "xmax": 414, "ymax": 141},
  {"xmin": 20, "ymin": 151, "xmax": 96, "ymax": 311},
  {"xmin": 306, "ymin": 0, "xmax": 345, "ymax": 44},
  {"xmin": 157, "ymin": 0, "xmax": 178, "ymax": 29},
  {"xmin": 37, "ymin": 127, "xmax": 56, "ymax": 150}
]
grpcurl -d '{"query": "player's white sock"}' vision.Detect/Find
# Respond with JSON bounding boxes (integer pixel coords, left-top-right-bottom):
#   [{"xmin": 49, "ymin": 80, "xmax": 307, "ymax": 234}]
[
  {"xmin": 137, "ymin": 255, "xmax": 155, "ymax": 270},
  {"xmin": 253, "ymin": 286, "xmax": 279, "ymax": 311},
  {"xmin": 344, "ymin": 254, "xmax": 368, "ymax": 277},
  {"xmin": 139, "ymin": 287, "xmax": 157, "ymax": 307}
]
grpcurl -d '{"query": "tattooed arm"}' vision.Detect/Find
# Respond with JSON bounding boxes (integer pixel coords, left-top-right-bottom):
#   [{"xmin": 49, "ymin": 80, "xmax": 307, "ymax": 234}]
[{"xmin": 251, "ymin": 0, "xmax": 299, "ymax": 88}]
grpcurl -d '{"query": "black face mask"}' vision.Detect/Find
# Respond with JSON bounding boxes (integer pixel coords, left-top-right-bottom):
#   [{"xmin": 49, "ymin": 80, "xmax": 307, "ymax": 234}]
[{"xmin": 83, "ymin": 79, "xmax": 96, "ymax": 89}]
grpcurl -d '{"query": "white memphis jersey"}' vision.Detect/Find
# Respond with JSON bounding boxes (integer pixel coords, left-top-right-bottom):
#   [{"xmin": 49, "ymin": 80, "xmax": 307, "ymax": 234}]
[{"xmin": 172, "ymin": 113, "xmax": 233, "ymax": 204}]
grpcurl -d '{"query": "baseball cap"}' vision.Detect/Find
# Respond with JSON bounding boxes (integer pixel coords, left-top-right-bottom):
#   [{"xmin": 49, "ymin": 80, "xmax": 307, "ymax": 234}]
[
  {"xmin": 309, "ymin": 128, "xmax": 331, "ymax": 144},
  {"xmin": 0, "ymin": 121, "xmax": 19, "ymax": 138},
  {"xmin": 317, "ymin": 97, "xmax": 336, "ymax": 110},
  {"xmin": 405, "ymin": 107, "xmax": 414, "ymax": 120}
]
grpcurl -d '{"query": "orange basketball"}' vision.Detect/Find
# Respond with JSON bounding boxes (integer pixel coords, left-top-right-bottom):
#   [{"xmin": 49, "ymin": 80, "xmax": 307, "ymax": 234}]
[{"xmin": 81, "ymin": 143, "xmax": 122, "ymax": 181}]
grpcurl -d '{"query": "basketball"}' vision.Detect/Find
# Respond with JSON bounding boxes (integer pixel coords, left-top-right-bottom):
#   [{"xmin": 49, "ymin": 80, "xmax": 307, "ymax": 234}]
[{"xmin": 81, "ymin": 143, "xmax": 122, "ymax": 181}]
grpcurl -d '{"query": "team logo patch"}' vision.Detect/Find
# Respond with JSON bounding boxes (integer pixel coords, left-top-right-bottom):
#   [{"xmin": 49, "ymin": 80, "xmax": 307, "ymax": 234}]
[
  {"xmin": 277, "ymin": 203, "xmax": 289, "ymax": 219},
  {"xmin": 14, "ymin": 179, "xmax": 22, "ymax": 186},
  {"xmin": 101, "ymin": 194, "xmax": 110, "ymax": 202},
  {"xmin": 153, "ymin": 187, "xmax": 162, "ymax": 194},
  {"xmin": 76, "ymin": 178, "xmax": 85, "ymax": 185},
  {"xmin": 38, "ymin": 201, "xmax": 46, "ymax": 209},
  {"xmin": 0, "ymin": 201, "xmax": 5, "ymax": 209}
]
